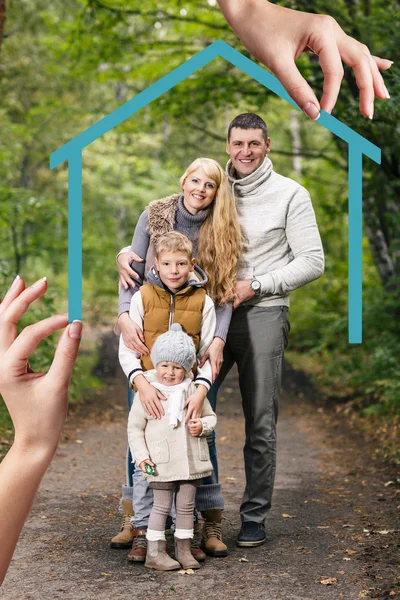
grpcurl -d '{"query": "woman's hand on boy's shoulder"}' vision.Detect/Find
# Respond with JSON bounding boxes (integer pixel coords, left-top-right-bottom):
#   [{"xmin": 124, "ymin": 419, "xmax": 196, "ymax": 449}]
[{"xmin": 119, "ymin": 315, "xmax": 149, "ymax": 354}]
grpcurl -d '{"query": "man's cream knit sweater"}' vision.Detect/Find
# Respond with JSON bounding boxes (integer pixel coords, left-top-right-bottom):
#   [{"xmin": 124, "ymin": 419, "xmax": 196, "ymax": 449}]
[{"xmin": 227, "ymin": 157, "xmax": 324, "ymax": 307}]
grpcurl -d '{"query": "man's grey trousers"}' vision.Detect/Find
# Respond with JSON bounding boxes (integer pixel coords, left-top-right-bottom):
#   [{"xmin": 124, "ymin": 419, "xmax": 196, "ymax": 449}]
[{"xmin": 208, "ymin": 304, "xmax": 290, "ymax": 524}]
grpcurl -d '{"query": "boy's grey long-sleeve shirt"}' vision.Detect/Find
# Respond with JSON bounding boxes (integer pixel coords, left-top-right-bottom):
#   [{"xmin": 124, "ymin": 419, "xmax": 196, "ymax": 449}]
[{"xmin": 227, "ymin": 157, "xmax": 324, "ymax": 306}]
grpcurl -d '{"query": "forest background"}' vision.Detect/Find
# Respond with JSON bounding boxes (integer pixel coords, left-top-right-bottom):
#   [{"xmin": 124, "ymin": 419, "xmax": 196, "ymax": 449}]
[{"xmin": 0, "ymin": 0, "xmax": 399, "ymax": 459}]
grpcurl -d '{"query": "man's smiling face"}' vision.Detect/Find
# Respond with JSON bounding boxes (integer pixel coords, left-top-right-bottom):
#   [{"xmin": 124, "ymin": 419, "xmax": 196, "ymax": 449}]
[{"xmin": 226, "ymin": 127, "xmax": 271, "ymax": 179}]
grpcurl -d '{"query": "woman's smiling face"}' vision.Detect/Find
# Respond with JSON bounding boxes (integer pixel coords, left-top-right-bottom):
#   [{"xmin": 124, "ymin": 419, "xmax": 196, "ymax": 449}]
[{"xmin": 182, "ymin": 167, "xmax": 218, "ymax": 215}]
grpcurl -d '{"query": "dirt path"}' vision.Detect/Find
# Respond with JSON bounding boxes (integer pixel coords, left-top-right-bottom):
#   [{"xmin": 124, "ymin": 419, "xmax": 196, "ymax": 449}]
[{"xmin": 1, "ymin": 359, "xmax": 398, "ymax": 600}]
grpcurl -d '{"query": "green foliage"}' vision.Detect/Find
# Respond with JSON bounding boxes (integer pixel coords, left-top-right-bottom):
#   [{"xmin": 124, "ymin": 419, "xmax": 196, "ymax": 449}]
[{"xmin": 0, "ymin": 0, "xmax": 399, "ymax": 432}]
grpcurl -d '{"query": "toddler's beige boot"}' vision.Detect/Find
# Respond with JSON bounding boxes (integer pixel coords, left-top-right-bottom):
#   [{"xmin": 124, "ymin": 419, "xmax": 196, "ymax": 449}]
[
  {"xmin": 145, "ymin": 540, "xmax": 181, "ymax": 571},
  {"xmin": 175, "ymin": 538, "xmax": 201, "ymax": 569}
]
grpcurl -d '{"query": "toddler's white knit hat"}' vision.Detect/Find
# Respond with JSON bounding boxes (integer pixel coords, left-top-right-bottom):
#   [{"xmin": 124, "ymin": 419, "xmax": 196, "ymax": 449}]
[{"xmin": 151, "ymin": 323, "xmax": 196, "ymax": 372}]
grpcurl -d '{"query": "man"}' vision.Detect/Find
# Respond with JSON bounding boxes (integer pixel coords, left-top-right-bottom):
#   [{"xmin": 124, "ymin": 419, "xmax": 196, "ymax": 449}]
[{"xmin": 116, "ymin": 113, "xmax": 324, "ymax": 549}]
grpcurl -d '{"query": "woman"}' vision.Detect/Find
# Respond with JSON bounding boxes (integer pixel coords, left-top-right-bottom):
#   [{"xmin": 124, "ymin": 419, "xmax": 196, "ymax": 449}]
[{"xmin": 112, "ymin": 157, "xmax": 243, "ymax": 560}]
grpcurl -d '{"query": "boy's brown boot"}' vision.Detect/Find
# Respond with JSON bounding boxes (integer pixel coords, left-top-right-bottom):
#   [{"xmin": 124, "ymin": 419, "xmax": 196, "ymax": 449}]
[
  {"xmin": 110, "ymin": 500, "xmax": 134, "ymax": 549},
  {"xmin": 201, "ymin": 508, "xmax": 228, "ymax": 557},
  {"xmin": 127, "ymin": 527, "xmax": 147, "ymax": 562},
  {"xmin": 145, "ymin": 540, "xmax": 181, "ymax": 571},
  {"xmin": 190, "ymin": 521, "xmax": 206, "ymax": 561},
  {"xmin": 175, "ymin": 538, "xmax": 201, "ymax": 570}
]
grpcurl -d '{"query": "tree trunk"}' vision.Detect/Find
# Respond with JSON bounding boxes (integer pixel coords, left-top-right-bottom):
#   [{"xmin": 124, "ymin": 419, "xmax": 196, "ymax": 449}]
[{"xmin": 0, "ymin": 0, "xmax": 6, "ymax": 54}]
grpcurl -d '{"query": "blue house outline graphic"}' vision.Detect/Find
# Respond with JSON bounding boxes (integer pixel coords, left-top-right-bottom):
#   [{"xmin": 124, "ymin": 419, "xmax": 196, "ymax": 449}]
[{"xmin": 50, "ymin": 40, "xmax": 381, "ymax": 344}]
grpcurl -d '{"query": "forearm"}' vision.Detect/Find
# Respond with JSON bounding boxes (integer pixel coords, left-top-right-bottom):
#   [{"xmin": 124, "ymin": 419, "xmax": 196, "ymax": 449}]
[
  {"xmin": 0, "ymin": 444, "xmax": 56, "ymax": 583},
  {"xmin": 118, "ymin": 333, "xmax": 143, "ymax": 380},
  {"xmin": 258, "ymin": 247, "xmax": 324, "ymax": 295},
  {"xmin": 214, "ymin": 302, "xmax": 232, "ymax": 343},
  {"xmin": 217, "ymin": 0, "xmax": 272, "ymax": 24}
]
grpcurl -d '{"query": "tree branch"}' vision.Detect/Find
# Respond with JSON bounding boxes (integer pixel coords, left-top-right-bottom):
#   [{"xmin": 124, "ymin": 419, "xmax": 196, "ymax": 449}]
[{"xmin": 91, "ymin": 0, "xmax": 229, "ymax": 31}]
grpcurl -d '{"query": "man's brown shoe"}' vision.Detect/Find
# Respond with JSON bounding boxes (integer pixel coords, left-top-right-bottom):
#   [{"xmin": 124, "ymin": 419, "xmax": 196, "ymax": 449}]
[
  {"xmin": 110, "ymin": 499, "xmax": 134, "ymax": 549},
  {"xmin": 127, "ymin": 527, "xmax": 147, "ymax": 562},
  {"xmin": 201, "ymin": 508, "xmax": 228, "ymax": 557}
]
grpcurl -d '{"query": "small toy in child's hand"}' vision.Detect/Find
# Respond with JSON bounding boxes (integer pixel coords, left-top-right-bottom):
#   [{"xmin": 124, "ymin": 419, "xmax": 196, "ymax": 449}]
[{"xmin": 145, "ymin": 463, "xmax": 156, "ymax": 475}]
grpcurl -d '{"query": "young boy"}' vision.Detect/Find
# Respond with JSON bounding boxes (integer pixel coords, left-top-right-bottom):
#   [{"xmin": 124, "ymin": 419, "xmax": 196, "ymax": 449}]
[
  {"xmin": 118, "ymin": 231, "xmax": 216, "ymax": 560},
  {"xmin": 127, "ymin": 324, "xmax": 217, "ymax": 571}
]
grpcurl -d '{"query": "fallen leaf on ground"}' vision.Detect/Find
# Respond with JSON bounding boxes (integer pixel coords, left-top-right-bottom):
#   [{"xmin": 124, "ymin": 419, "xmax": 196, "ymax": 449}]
[
  {"xmin": 343, "ymin": 557, "xmax": 351, "ymax": 561},
  {"xmin": 384, "ymin": 481, "xmax": 395, "ymax": 487},
  {"xmin": 320, "ymin": 577, "xmax": 337, "ymax": 585},
  {"xmin": 345, "ymin": 549, "xmax": 357, "ymax": 555},
  {"xmin": 282, "ymin": 513, "xmax": 296, "ymax": 518},
  {"xmin": 178, "ymin": 569, "xmax": 195, "ymax": 575},
  {"xmin": 239, "ymin": 557, "xmax": 249, "ymax": 562},
  {"xmin": 378, "ymin": 529, "xmax": 393, "ymax": 535},
  {"xmin": 101, "ymin": 572, "xmax": 111, "ymax": 577}
]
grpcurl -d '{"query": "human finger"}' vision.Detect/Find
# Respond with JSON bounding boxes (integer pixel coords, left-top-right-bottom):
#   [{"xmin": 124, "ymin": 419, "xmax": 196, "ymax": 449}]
[
  {"xmin": 185, "ymin": 403, "xmax": 194, "ymax": 424},
  {"xmin": 270, "ymin": 54, "xmax": 320, "ymax": 120},
  {"xmin": 318, "ymin": 43, "xmax": 344, "ymax": 114},
  {"xmin": 372, "ymin": 56, "xmax": 393, "ymax": 71},
  {"xmin": 339, "ymin": 41, "xmax": 374, "ymax": 117},
  {"xmin": 137, "ymin": 328, "xmax": 146, "ymax": 344},
  {"xmin": 131, "ymin": 252, "xmax": 144, "ymax": 263},
  {"xmin": 119, "ymin": 274, "xmax": 128, "ymax": 291},
  {"xmin": 368, "ymin": 54, "xmax": 390, "ymax": 99},
  {"xmin": 6, "ymin": 314, "xmax": 69, "ymax": 376},
  {"xmin": 143, "ymin": 401, "xmax": 158, "ymax": 419},
  {"xmin": 156, "ymin": 389, "xmax": 167, "ymax": 403},
  {"xmin": 0, "ymin": 275, "xmax": 25, "ymax": 314},
  {"xmin": 198, "ymin": 350, "xmax": 208, "ymax": 368},
  {"xmin": 47, "ymin": 320, "xmax": 82, "ymax": 389},
  {"xmin": 133, "ymin": 339, "xmax": 149, "ymax": 355},
  {"xmin": 149, "ymin": 396, "xmax": 163, "ymax": 419},
  {"xmin": 0, "ymin": 278, "xmax": 48, "ymax": 354}
]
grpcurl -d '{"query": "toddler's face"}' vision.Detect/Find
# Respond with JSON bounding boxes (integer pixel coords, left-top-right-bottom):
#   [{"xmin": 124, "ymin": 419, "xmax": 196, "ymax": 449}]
[{"xmin": 156, "ymin": 361, "xmax": 186, "ymax": 386}]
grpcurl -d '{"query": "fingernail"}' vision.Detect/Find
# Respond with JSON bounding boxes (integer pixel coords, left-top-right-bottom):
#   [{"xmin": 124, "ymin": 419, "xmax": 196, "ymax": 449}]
[
  {"xmin": 69, "ymin": 319, "xmax": 83, "ymax": 339},
  {"xmin": 32, "ymin": 276, "xmax": 47, "ymax": 287},
  {"xmin": 383, "ymin": 85, "xmax": 390, "ymax": 99},
  {"xmin": 303, "ymin": 102, "xmax": 320, "ymax": 120},
  {"xmin": 369, "ymin": 102, "xmax": 374, "ymax": 120},
  {"xmin": 11, "ymin": 274, "xmax": 21, "ymax": 288}
]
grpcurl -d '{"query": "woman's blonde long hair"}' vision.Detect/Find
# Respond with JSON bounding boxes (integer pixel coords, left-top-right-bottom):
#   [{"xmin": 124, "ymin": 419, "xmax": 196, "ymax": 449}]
[{"xmin": 180, "ymin": 158, "xmax": 243, "ymax": 305}]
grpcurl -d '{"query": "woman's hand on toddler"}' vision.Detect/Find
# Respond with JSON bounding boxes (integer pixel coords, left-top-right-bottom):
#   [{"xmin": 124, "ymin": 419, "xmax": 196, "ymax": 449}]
[
  {"xmin": 184, "ymin": 385, "xmax": 207, "ymax": 424},
  {"xmin": 139, "ymin": 459, "xmax": 155, "ymax": 474},
  {"xmin": 136, "ymin": 375, "xmax": 166, "ymax": 419},
  {"xmin": 188, "ymin": 419, "xmax": 202, "ymax": 437}
]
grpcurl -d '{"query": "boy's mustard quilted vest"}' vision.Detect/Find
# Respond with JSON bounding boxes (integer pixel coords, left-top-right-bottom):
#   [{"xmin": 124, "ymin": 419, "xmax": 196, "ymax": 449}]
[{"xmin": 140, "ymin": 283, "xmax": 206, "ymax": 372}]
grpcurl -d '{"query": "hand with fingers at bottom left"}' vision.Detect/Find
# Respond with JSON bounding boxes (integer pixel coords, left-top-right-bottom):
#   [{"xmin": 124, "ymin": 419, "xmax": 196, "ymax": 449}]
[{"xmin": 0, "ymin": 275, "xmax": 82, "ymax": 585}]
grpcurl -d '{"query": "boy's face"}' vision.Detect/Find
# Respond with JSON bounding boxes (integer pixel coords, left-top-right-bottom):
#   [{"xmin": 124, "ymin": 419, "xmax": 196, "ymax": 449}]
[
  {"xmin": 156, "ymin": 361, "xmax": 186, "ymax": 386},
  {"xmin": 155, "ymin": 250, "xmax": 195, "ymax": 292}
]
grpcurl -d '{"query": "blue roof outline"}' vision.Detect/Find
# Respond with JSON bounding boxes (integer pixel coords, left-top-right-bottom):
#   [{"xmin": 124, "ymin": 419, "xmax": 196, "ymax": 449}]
[{"xmin": 50, "ymin": 40, "xmax": 382, "ymax": 343}]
